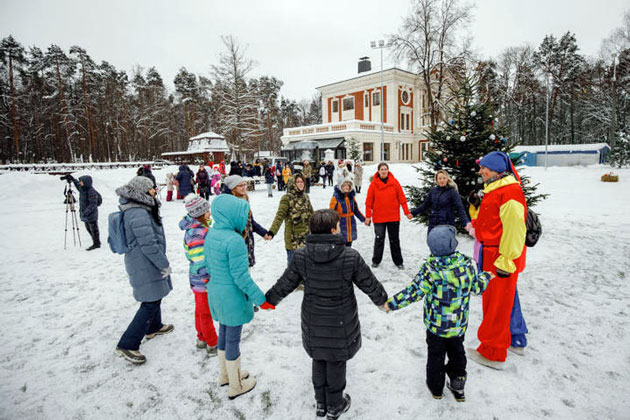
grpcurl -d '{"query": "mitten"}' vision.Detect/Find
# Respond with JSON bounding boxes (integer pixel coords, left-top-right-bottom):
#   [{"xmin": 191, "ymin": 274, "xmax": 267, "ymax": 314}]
[
  {"xmin": 260, "ymin": 302, "xmax": 275, "ymax": 310},
  {"xmin": 495, "ymin": 268, "xmax": 510, "ymax": 278}
]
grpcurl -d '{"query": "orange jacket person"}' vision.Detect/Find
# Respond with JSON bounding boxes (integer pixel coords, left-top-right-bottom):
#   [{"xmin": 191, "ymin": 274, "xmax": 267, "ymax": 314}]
[
  {"xmin": 469, "ymin": 151, "xmax": 527, "ymax": 370},
  {"xmin": 330, "ymin": 178, "xmax": 365, "ymax": 247}
]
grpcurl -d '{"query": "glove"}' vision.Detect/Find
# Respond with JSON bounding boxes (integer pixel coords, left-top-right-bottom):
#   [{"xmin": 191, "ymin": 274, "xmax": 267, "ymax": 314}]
[
  {"xmin": 495, "ymin": 268, "xmax": 510, "ymax": 278},
  {"xmin": 260, "ymin": 301, "xmax": 275, "ymax": 310},
  {"xmin": 161, "ymin": 266, "xmax": 172, "ymax": 278}
]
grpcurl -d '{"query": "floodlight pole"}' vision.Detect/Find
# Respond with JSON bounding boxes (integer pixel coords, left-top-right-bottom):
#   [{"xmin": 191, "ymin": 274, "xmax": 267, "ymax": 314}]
[{"xmin": 371, "ymin": 40, "xmax": 389, "ymax": 161}]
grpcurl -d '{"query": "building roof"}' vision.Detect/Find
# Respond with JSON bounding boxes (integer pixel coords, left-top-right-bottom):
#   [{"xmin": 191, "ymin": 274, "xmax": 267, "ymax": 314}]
[
  {"xmin": 513, "ymin": 143, "xmax": 610, "ymax": 153},
  {"xmin": 189, "ymin": 131, "xmax": 225, "ymax": 141},
  {"xmin": 316, "ymin": 67, "xmax": 417, "ymax": 90}
]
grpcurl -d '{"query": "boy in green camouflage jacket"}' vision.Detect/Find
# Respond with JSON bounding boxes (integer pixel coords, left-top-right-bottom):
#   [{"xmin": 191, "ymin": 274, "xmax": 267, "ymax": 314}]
[{"xmin": 385, "ymin": 225, "xmax": 491, "ymax": 402}]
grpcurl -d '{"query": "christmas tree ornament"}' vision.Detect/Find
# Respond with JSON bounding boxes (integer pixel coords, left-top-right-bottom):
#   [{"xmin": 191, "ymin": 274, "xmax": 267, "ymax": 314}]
[
  {"xmin": 460, "ymin": 135, "xmax": 466, "ymax": 142},
  {"xmin": 443, "ymin": 157, "xmax": 448, "ymax": 162},
  {"xmin": 489, "ymin": 134, "xmax": 496, "ymax": 140},
  {"xmin": 449, "ymin": 119, "xmax": 454, "ymax": 125},
  {"xmin": 471, "ymin": 111, "xmax": 477, "ymax": 117}
]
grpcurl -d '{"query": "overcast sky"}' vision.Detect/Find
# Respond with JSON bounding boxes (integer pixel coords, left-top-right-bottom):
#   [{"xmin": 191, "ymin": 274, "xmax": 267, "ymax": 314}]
[{"xmin": 2, "ymin": 0, "xmax": 628, "ymax": 101}]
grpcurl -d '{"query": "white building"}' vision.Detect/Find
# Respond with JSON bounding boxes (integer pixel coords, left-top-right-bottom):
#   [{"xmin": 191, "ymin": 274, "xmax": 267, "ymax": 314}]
[
  {"xmin": 281, "ymin": 64, "xmax": 431, "ymax": 163},
  {"xmin": 161, "ymin": 131, "xmax": 230, "ymax": 163}
]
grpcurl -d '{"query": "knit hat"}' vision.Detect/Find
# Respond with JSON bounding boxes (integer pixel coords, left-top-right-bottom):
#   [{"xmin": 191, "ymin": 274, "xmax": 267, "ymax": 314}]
[
  {"xmin": 184, "ymin": 193, "xmax": 210, "ymax": 218},
  {"xmin": 427, "ymin": 225, "xmax": 458, "ymax": 257},
  {"xmin": 479, "ymin": 151, "xmax": 521, "ymax": 182},
  {"xmin": 337, "ymin": 176, "xmax": 354, "ymax": 190},
  {"xmin": 479, "ymin": 151, "xmax": 509, "ymax": 173},
  {"xmin": 224, "ymin": 175, "xmax": 245, "ymax": 190},
  {"xmin": 127, "ymin": 176, "xmax": 154, "ymax": 193}
]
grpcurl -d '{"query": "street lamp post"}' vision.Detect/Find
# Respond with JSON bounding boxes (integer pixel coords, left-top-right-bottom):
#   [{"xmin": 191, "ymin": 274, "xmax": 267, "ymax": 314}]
[
  {"xmin": 371, "ymin": 39, "xmax": 390, "ymax": 161},
  {"xmin": 610, "ymin": 53, "xmax": 618, "ymax": 150},
  {"xmin": 544, "ymin": 73, "xmax": 550, "ymax": 170}
]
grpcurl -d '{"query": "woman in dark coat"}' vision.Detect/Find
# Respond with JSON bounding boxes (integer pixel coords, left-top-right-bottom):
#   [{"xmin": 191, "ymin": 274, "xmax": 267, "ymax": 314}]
[
  {"xmin": 175, "ymin": 165, "xmax": 195, "ymax": 198},
  {"xmin": 410, "ymin": 169, "xmax": 472, "ymax": 233},
  {"xmin": 196, "ymin": 165, "xmax": 211, "ymax": 199},
  {"xmin": 265, "ymin": 209, "xmax": 387, "ymax": 418},
  {"xmin": 115, "ymin": 176, "xmax": 173, "ymax": 365}
]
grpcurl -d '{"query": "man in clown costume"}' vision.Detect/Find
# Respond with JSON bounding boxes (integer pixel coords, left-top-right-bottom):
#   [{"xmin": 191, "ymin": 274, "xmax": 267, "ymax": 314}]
[{"xmin": 468, "ymin": 151, "xmax": 528, "ymax": 370}]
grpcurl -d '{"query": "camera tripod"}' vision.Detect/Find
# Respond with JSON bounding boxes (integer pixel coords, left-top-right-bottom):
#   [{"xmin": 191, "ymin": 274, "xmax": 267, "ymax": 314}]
[{"xmin": 64, "ymin": 180, "xmax": 82, "ymax": 249}]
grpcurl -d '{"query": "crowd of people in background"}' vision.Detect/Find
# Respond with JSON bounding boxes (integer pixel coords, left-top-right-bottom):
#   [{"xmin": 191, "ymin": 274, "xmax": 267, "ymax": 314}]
[{"xmin": 77, "ymin": 151, "xmax": 529, "ymax": 420}]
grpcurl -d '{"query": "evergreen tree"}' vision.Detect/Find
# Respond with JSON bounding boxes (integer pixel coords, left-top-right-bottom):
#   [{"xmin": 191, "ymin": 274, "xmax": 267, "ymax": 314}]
[
  {"xmin": 610, "ymin": 129, "xmax": 630, "ymax": 167},
  {"xmin": 406, "ymin": 76, "xmax": 546, "ymax": 229}
]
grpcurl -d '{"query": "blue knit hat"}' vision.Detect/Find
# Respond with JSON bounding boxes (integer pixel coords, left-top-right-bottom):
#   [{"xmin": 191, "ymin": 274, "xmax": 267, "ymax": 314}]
[
  {"xmin": 479, "ymin": 151, "xmax": 510, "ymax": 173},
  {"xmin": 427, "ymin": 225, "xmax": 458, "ymax": 257}
]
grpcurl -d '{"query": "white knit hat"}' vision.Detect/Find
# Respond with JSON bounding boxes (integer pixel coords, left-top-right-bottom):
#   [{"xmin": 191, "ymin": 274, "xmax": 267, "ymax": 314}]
[{"xmin": 184, "ymin": 193, "xmax": 210, "ymax": 218}]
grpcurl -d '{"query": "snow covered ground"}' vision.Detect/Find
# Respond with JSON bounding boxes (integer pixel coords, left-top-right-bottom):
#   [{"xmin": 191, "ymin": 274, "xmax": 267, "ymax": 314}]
[{"xmin": 1, "ymin": 163, "xmax": 629, "ymax": 420}]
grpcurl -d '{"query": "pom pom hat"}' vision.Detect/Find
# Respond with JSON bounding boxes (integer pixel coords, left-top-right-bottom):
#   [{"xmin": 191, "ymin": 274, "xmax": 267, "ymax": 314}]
[{"xmin": 184, "ymin": 193, "xmax": 210, "ymax": 218}]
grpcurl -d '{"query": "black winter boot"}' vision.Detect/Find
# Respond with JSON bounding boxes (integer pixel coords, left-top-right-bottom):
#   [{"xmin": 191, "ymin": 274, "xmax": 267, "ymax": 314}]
[
  {"xmin": 316, "ymin": 402, "xmax": 326, "ymax": 417},
  {"xmin": 447, "ymin": 376, "xmax": 466, "ymax": 402},
  {"xmin": 326, "ymin": 394, "xmax": 351, "ymax": 420}
]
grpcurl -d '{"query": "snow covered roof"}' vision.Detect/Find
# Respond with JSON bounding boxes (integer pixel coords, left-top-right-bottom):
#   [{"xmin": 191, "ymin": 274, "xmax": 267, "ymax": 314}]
[
  {"xmin": 513, "ymin": 143, "xmax": 610, "ymax": 153},
  {"xmin": 189, "ymin": 131, "xmax": 225, "ymax": 141}
]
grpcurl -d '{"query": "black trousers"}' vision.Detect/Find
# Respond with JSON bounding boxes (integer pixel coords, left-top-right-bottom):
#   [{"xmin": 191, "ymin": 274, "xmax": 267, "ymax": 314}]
[
  {"xmin": 84, "ymin": 221, "xmax": 100, "ymax": 246},
  {"xmin": 312, "ymin": 359, "xmax": 346, "ymax": 409},
  {"xmin": 199, "ymin": 185, "xmax": 210, "ymax": 199},
  {"xmin": 425, "ymin": 331, "xmax": 466, "ymax": 396},
  {"xmin": 372, "ymin": 221, "xmax": 402, "ymax": 265}
]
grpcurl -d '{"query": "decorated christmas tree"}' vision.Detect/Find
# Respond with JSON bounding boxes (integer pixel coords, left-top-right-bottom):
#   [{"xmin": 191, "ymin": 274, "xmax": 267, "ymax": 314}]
[{"xmin": 406, "ymin": 77, "xmax": 546, "ymax": 229}]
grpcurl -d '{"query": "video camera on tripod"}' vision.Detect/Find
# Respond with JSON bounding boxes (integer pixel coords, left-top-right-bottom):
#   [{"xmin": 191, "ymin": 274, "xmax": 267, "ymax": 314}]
[{"xmin": 59, "ymin": 173, "xmax": 81, "ymax": 249}]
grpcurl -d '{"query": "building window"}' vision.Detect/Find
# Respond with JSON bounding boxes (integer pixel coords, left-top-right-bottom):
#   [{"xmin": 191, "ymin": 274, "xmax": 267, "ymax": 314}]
[
  {"xmin": 343, "ymin": 97, "xmax": 354, "ymax": 111},
  {"xmin": 332, "ymin": 100, "xmax": 338, "ymax": 113},
  {"xmin": 373, "ymin": 91, "xmax": 380, "ymax": 106},
  {"xmin": 406, "ymin": 114, "xmax": 410, "ymax": 130},
  {"xmin": 401, "ymin": 90, "xmax": 410, "ymax": 105},
  {"xmin": 401, "ymin": 113, "xmax": 411, "ymax": 131},
  {"xmin": 363, "ymin": 142, "xmax": 373, "ymax": 162},
  {"xmin": 364, "ymin": 93, "xmax": 369, "ymax": 107},
  {"xmin": 383, "ymin": 143, "xmax": 390, "ymax": 161}
]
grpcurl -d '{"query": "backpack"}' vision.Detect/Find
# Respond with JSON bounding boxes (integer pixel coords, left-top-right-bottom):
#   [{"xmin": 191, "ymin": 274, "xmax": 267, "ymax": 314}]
[
  {"xmin": 525, "ymin": 208, "xmax": 542, "ymax": 247},
  {"xmin": 96, "ymin": 190, "xmax": 103, "ymax": 206},
  {"xmin": 108, "ymin": 208, "xmax": 129, "ymax": 254}
]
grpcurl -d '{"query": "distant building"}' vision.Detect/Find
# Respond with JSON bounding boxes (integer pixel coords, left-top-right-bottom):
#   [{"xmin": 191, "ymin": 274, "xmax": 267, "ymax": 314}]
[
  {"xmin": 281, "ymin": 62, "xmax": 431, "ymax": 163},
  {"xmin": 161, "ymin": 132, "xmax": 230, "ymax": 164},
  {"xmin": 512, "ymin": 143, "xmax": 611, "ymax": 166}
]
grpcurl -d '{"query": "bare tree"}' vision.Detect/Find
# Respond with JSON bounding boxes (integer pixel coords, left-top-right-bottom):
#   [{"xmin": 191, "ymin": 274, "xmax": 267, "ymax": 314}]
[{"xmin": 390, "ymin": 0, "xmax": 473, "ymax": 131}]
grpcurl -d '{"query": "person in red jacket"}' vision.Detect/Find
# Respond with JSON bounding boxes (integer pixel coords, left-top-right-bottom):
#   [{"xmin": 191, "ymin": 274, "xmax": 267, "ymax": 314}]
[
  {"xmin": 364, "ymin": 162, "xmax": 412, "ymax": 269},
  {"xmin": 468, "ymin": 151, "xmax": 527, "ymax": 370}
]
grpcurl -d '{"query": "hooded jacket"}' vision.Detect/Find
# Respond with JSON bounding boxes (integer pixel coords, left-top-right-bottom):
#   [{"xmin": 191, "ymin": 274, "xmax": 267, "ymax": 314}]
[
  {"xmin": 269, "ymin": 176, "xmax": 314, "ymax": 250},
  {"xmin": 365, "ymin": 171, "xmax": 410, "ymax": 223},
  {"xmin": 265, "ymin": 234, "xmax": 388, "ymax": 361},
  {"xmin": 175, "ymin": 165, "xmax": 194, "ymax": 196},
  {"xmin": 71, "ymin": 175, "xmax": 100, "ymax": 223},
  {"xmin": 387, "ymin": 251, "xmax": 490, "ymax": 338},
  {"xmin": 330, "ymin": 186, "xmax": 365, "ymax": 242},
  {"xmin": 203, "ymin": 195, "xmax": 266, "ymax": 326},
  {"xmin": 116, "ymin": 184, "xmax": 172, "ymax": 303},
  {"xmin": 179, "ymin": 215, "xmax": 210, "ymax": 292}
]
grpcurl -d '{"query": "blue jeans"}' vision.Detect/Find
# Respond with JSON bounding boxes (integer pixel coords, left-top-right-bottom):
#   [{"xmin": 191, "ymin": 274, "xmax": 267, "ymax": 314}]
[
  {"xmin": 118, "ymin": 300, "xmax": 163, "ymax": 350},
  {"xmin": 286, "ymin": 249, "xmax": 295, "ymax": 265},
  {"xmin": 510, "ymin": 287, "xmax": 528, "ymax": 347},
  {"xmin": 218, "ymin": 324, "xmax": 243, "ymax": 361}
]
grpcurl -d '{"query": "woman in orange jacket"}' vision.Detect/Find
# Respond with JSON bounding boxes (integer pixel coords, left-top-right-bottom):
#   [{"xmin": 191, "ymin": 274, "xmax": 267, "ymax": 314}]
[{"xmin": 364, "ymin": 162, "xmax": 412, "ymax": 269}]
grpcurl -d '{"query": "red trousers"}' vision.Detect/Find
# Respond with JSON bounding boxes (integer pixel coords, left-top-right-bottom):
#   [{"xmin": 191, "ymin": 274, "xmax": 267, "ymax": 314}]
[
  {"xmin": 477, "ymin": 272, "xmax": 518, "ymax": 362},
  {"xmin": 166, "ymin": 190, "xmax": 173, "ymax": 201},
  {"xmin": 194, "ymin": 291, "xmax": 218, "ymax": 346}
]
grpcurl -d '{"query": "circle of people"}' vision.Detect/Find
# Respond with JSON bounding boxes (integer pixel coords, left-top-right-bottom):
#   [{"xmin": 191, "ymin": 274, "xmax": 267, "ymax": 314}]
[{"xmin": 98, "ymin": 151, "xmax": 528, "ymax": 420}]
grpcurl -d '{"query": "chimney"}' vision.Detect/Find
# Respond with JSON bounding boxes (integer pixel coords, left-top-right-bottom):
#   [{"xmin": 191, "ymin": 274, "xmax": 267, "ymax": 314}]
[{"xmin": 358, "ymin": 57, "xmax": 371, "ymax": 74}]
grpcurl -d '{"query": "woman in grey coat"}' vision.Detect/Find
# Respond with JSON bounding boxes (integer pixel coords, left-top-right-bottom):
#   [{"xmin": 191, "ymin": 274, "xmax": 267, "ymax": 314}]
[{"xmin": 115, "ymin": 176, "xmax": 174, "ymax": 365}]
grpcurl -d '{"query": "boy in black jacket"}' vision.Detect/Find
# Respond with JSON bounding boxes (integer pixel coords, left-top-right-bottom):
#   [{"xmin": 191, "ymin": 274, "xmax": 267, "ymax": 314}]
[{"xmin": 265, "ymin": 209, "xmax": 387, "ymax": 420}]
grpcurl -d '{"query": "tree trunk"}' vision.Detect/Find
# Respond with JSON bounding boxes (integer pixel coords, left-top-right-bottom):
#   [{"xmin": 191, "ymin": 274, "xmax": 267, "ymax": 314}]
[{"xmin": 9, "ymin": 55, "xmax": 20, "ymax": 161}]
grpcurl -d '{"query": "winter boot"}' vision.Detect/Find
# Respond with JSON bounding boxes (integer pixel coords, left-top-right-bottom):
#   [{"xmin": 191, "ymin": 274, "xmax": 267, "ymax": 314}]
[
  {"xmin": 116, "ymin": 347, "xmax": 146, "ymax": 365},
  {"xmin": 86, "ymin": 243, "xmax": 100, "ymax": 251},
  {"xmin": 218, "ymin": 350, "xmax": 250, "ymax": 387},
  {"xmin": 196, "ymin": 339, "xmax": 207, "ymax": 349},
  {"xmin": 508, "ymin": 346, "xmax": 525, "ymax": 356},
  {"xmin": 326, "ymin": 393, "xmax": 351, "ymax": 420},
  {"xmin": 316, "ymin": 402, "xmax": 327, "ymax": 417},
  {"xmin": 446, "ymin": 376, "xmax": 466, "ymax": 402},
  {"xmin": 467, "ymin": 348, "xmax": 505, "ymax": 370},
  {"xmin": 145, "ymin": 324, "xmax": 174, "ymax": 339},
  {"xmin": 207, "ymin": 345, "xmax": 218, "ymax": 357},
  {"xmin": 226, "ymin": 356, "xmax": 256, "ymax": 399}
]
